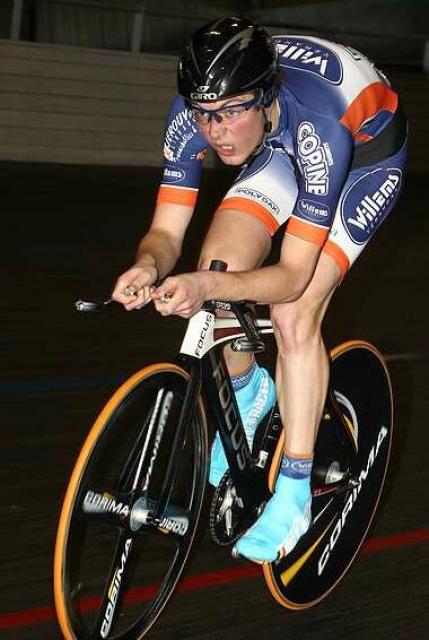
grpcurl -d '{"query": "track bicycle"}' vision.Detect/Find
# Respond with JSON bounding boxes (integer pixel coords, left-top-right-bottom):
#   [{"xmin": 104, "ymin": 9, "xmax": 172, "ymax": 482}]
[{"xmin": 54, "ymin": 260, "xmax": 393, "ymax": 639}]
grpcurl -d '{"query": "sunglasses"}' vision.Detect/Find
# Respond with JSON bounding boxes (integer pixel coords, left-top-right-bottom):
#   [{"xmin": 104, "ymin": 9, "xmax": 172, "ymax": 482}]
[{"xmin": 190, "ymin": 96, "xmax": 259, "ymax": 126}]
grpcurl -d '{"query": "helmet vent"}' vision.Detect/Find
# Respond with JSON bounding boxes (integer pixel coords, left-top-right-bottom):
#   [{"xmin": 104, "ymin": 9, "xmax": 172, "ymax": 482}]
[{"xmin": 206, "ymin": 27, "xmax": 254, "ymax": 75}]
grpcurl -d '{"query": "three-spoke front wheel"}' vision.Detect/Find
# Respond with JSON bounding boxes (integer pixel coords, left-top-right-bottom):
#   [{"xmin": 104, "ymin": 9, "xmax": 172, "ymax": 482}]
[{"xmin": 54, "ymin": 363, "xmax": 208, "ymax": 639}]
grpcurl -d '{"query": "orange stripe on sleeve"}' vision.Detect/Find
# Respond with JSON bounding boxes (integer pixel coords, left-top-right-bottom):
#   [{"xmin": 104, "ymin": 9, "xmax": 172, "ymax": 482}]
[
  {"xmin": 322, "ymin": 239, "xmax": 350, "ymax": 279},
  {"xmin": 156, "ymin": 185, "xmax": 198, "ymax": 208},
  {"xmin": 217, "ymin": 197, "xmax": 279, "ymax": 235},
  {"xmin": 286, "ymin": 217, "xmax": 329, "ymax": 247},
  {"xmin": 340, "ymin": 82, "xmax": 398, "ymax": 137}
]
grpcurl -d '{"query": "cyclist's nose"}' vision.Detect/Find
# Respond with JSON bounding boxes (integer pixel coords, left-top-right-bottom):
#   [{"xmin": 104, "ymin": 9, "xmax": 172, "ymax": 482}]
[{"xmin": 207, "ymin": 117, "xmax": 227, "ymax": 140}]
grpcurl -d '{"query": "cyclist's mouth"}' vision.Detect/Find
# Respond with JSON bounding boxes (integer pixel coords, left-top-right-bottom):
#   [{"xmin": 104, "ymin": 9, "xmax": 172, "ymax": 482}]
[{"xmin": 215, "ymin": 144, "xmax": 236, "ymax": 158}]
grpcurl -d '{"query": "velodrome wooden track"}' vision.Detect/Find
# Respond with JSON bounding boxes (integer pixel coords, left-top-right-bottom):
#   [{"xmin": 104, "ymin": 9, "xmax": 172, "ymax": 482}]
[{"xmin": 1, "ymin": 70, "xmax": 428, "ymax": 639}]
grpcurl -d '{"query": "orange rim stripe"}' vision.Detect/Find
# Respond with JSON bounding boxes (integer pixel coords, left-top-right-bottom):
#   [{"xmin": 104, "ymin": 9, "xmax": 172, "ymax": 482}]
[
  {"xmin": 286, "ymin": 217, "xmax": 329, "ymax": 247},
  {"xmin": 340, "ymin": 82, "xmax": 398, "ymax": 136},
  {"xmin": 280, "ymin": 519, "xmax": 336, "ymax": 587},
  {"xmin": 53, "ymin": 362, "xmax": 205, "ymax": 640},
  {"xmin": 217, "ymin": 197, "xmax": 279, "ymax": 235},
  {"xmin": 268, "ymin": 429, "xmax": 285, "ymax": 491},
  {"xmin": 330, "ymin": 339, "xmax": 379, "ymax": 360},
  {"xmin": 157, "ymin": 185, "xmax": 198, "ymax": 207},
  {"xmin": 264, "ymin": 341, "xmax": 393, "ymax": 611}
]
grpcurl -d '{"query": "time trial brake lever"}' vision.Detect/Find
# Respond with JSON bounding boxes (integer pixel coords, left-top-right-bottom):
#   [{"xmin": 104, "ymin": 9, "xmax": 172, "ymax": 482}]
[{"xmin": 74, "ymin": 299, "xmax": 114, "ymax": 312}]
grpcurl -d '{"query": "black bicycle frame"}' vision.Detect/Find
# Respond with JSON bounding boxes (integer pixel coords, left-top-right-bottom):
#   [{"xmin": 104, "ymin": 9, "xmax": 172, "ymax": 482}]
[
  {"xmin": 201, "ymin": 344, "xmax": 267, "ymax": 511},
  {"xmin": 153, "ymin": 346, "xmax": 266, "ymax": 525}
]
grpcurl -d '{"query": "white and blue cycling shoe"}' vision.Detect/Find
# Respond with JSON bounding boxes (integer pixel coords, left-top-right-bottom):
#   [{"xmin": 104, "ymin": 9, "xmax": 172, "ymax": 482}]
[
  {"xmin": 233, "ymin": 474, "xmax": 312, "ymax": 563},
  {"xmin": 208, "ymin": 365, "xmax": 276, "ymax": 487}
]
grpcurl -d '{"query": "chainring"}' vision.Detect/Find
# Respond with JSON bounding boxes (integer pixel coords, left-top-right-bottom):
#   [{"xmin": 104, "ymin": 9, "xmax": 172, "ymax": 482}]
[{"xmin": 209, "ymin": 472, "xmax": 249, "ymax": 546}]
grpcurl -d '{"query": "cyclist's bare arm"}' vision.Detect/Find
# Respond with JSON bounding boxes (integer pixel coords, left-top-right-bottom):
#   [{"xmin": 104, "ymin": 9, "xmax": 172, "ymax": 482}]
[
  {"xmin": 202, "ymin": 233, "xmax": 325, "ymax": 303},
  {"xmin": 112, "ymin": 201, "xmax": 194, "ymax": 310},
  {"xmin": 151, "ymin": 232, "xmax": 324, "ymax": 317}
]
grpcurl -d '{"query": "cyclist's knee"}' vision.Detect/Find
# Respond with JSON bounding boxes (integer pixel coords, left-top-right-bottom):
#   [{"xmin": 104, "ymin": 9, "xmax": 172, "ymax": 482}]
[
  {"xmin": 198, "ymin": 209, "xmax": 271, "ymax": 271},
  {"xmin": 271, "ymin": 300, "xmax": 322, "ymax": 354}
]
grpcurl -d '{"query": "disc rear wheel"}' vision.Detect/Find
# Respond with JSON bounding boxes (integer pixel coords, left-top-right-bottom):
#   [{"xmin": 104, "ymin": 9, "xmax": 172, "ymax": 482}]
[{"xmin": 263, "ymin": 341, "xmax": 393, "ymax": 608}]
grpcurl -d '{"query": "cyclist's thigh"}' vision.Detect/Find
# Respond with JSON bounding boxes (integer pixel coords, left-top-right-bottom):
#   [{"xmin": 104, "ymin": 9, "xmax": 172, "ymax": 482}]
[
  {"xmin": 199, "ymin": 147, "xmax": 298, "ymax": 270},
  {"xmin": 322, "ymin": 142, "xmax": 407, "ymax": 279}
]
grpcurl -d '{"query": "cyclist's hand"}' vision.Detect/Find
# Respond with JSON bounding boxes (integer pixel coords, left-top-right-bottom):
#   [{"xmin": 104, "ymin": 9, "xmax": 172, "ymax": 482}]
[
  {"xmin": 112, "ymin": 265, "xmax": 158, "ymax": 311},
  {"xmin": 151, "ymin": 273, "xmax": 207, "ymax": 318}
]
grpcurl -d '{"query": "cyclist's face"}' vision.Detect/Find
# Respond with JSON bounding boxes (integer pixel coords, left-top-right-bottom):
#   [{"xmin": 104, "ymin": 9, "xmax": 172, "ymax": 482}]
[{"xmin": 192, "ymin": 93, "xmax": 266, "ymax": 165}]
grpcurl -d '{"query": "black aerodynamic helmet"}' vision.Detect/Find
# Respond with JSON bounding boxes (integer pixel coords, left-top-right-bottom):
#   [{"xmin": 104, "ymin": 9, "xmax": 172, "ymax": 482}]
[{"xmin": 177, "ymin": 16, "xmax": 278, "ymax": 106}]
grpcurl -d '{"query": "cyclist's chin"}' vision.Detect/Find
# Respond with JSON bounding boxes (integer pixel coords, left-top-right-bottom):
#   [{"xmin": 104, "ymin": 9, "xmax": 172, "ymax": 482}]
[
  {"xmin": 219, "ymin": 155, "xmax": 242, "ymax": 166},
  {"xmin": 216, "ymin": 149, "xmax": 247, "ymax": 166}
]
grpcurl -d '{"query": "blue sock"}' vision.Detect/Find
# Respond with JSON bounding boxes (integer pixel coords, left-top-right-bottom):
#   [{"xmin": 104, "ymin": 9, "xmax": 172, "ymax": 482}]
[
  {"xmin": 209, "ymin": 363, "xmax": 276, "ymax": 486},
  {"xmin": 231, "ymin": 361, "xmax": 258, "ymax": 391},
  {"xmin": 280, "ymin": 452, "xmax": 313, "ymax": 480},
  {"xmin": 233, "ymin": 451, "xmax": 313, "ymax": 562}
]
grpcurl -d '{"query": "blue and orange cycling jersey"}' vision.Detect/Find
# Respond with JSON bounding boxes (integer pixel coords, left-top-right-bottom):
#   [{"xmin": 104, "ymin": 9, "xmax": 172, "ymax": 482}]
[{"xmin": 157, "ymin": 34, "xmax": 406, "ymax": 272}]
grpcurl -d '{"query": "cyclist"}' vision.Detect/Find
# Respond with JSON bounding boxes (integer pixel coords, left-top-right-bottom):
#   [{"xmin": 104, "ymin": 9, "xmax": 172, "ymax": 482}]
[{"xmin": 112, "ymin": 16, "xmax": 407, "ymax": 563}]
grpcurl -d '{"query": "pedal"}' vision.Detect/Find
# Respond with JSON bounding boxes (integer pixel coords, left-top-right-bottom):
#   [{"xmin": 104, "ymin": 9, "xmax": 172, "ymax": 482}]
[{"xmin": 325, "ymin": 461, "xmax": 345, "ymax": 483}]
